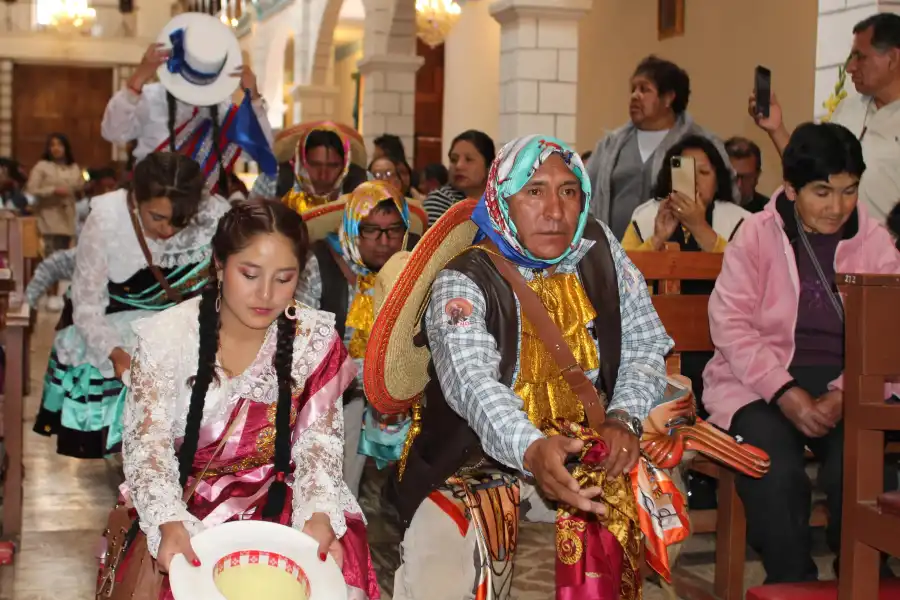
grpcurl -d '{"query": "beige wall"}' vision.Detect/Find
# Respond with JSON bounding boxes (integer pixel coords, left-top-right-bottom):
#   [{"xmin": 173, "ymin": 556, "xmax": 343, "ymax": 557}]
[{"xmin": 576, "ymin": 0, "xmax": 818, "ymax": 195}]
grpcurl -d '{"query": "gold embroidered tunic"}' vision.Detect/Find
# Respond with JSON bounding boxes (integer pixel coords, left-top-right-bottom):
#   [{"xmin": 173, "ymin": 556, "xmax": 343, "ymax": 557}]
[
  {"xmin": 514, "ymin": 272, "xmax": 600, "ymax": 428},
  {"xmin": 282, "ymin": 190, "xmax": 332, "ymax": 214}
]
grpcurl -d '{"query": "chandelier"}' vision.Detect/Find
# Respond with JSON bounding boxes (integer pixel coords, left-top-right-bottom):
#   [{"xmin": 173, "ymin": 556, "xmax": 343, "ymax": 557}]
[
  {"xmin": 415, "ymin": 0, "xmax": 462, "ymax": 48},
  {"xmin": 47, "ymin": 0, "xmax": 97, "ymax": 34}
]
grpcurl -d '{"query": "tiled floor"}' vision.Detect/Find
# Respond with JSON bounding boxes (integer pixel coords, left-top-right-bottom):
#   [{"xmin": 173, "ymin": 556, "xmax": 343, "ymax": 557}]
[{"xmin": 0, "ymin": 310, "xmax": 841, "ymax": 599}]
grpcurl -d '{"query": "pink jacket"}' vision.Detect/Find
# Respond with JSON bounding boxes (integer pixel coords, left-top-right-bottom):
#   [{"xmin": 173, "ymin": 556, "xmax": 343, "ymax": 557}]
[{"xmin": 702, "ymin": 191, "xmax": 900, "ymax": 430}]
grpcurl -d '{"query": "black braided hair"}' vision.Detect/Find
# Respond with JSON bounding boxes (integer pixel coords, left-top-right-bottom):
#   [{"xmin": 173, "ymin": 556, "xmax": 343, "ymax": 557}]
[
  {"xmin": 179, "ymin": 199, "xmax": 309, "ymax": 517},
  {"xmin": 166, "ymin": 92, "xmax": 178, "ymax": 152},
  {"xmin": 263, "ymin": 312, "xmax": 296, "ymax": 517},
  {"xmin": 179, "ymin": 284, "xmax": 221, "ymax": 487},
  {"xmin": 209, "ymin": 105, "xmax": 229, "ymax": 196}
]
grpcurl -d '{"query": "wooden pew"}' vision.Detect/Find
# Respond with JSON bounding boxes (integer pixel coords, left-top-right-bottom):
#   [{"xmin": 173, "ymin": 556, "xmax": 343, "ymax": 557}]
[
  {"xmin": 837, "ymin": 273, "xmax": 900, "ymax": 599},
  {"xmin": 627, "ymin": 247, "xmax": 737, "ymax": 600},
  {"xmin": 0, "ymin": 213, "xmax": 34, "ymax": 544}
]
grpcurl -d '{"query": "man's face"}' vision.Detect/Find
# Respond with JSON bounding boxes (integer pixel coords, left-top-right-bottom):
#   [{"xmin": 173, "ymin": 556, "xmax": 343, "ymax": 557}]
[
  {"xmin": 356, "ymin": 206, "xmax": 406, "ymax": 271},
  {"xmin": 507, "ymin": 154, "xmax": 582, "ymax": 261},
  {"xmin": 847, "ymin": 27, "xmax": 898, "ymax": 97},
  {"xmin": 305, "ymin": 145, "xmax": 344, "ymax": 195},
  {"xmin": 729, "ymin": 155, "xmax": 760, "ymax": 202}
]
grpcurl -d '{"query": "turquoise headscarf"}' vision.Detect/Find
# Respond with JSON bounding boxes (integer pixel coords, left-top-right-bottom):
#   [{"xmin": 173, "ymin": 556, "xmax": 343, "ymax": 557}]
[{"xmin": 471, "ymin": 135, "xmax": 592, "ymax": 269}]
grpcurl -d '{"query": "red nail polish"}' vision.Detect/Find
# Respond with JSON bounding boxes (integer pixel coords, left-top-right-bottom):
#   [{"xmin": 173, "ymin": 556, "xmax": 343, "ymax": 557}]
[
  {"xmin": 192, "ymin": 558, "xmax": 202, "ymax": 567},
  {"xmin": 319, "ymin": 552, "xmax": 327, "ymax": 562}
]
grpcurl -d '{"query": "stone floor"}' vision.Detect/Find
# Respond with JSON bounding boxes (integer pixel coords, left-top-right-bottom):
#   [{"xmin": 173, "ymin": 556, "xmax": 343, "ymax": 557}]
[{"xmin": 0, "ymin": 310, "xmax": 841, "ymax": 599}]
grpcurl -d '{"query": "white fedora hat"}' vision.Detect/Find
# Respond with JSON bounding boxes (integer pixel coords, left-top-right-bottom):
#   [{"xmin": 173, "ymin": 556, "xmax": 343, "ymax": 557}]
[
  {"xmin": 157, "ymin": 12, "xmax": 242, "ymax": 107},
  {"xmin": 168, "ymin": 520, "xmax": 347, "ymax": 600}
]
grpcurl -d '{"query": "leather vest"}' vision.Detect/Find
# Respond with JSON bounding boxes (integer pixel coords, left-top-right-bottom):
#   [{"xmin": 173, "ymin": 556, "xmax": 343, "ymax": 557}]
[{"xmin": 388, "ymin": 220, "xmax": 623, "ymax": 527}]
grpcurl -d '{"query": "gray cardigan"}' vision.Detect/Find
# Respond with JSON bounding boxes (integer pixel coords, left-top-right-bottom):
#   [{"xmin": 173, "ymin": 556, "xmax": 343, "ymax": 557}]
[{"xmin": 585, "ymin": 112, "xmax": 736, "ymax": 224}]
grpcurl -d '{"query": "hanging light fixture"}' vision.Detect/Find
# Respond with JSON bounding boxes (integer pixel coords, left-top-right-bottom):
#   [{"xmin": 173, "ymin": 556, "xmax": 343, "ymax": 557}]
[
  {"xmin": 415, "ymin": 0, "xmax": 462, "ymax": 48},
  {"xmin": 47, "ymin": 0, "xmax": 97, "ymax": 34}
]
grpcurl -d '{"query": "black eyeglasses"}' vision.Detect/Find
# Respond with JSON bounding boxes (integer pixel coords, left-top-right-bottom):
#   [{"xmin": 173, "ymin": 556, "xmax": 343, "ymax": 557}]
[
  {"xmin": 372, "ymin": 171, "xmax": 396, "ymax": 180},
  {"xmin": 359, "ymin": 224, "xmax": 407, "ymax": 240}
]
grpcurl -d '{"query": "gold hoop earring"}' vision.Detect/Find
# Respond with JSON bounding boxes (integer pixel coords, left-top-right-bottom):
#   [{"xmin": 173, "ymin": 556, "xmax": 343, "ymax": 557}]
[
  {"xmin": 215, "ymin": 280, "xmax": 222, "ymax": 313},
  {"xmin": 284, "ymin": 304, "xmax": 299, "ymax": 320}
]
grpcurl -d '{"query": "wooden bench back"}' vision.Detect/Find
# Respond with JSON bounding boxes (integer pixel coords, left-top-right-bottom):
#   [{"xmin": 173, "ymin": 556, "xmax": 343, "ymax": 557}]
[{"xmin": 627, "ymin": 246, "xmax": 723, "ymax": 373}]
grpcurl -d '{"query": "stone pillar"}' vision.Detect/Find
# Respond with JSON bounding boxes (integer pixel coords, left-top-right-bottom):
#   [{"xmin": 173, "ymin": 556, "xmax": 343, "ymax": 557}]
[
  {"xmin": 442, "ymin": 0, "xmax": 501, "ymax": 158},
  {"xmin": 815, "ymin": 0, "xmax": 898, "ymax": 120},
  {"xmin": 490, "ymin": 0, "xmax": 591, "ymax": 147},
  {"xmin": 291, "ymin": 84, "xmax": 341, "ymax": 123},
  {"xmin": 358, "ymin": 54, "xmax": 424, "ymax": 160},
  {"xmin": 112, "ymin": 65, "xmax": 137, "ymax": 162}
]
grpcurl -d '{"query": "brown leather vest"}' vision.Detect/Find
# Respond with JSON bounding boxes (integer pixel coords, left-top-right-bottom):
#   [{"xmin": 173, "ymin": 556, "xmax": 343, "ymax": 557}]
[{"xmin": 388, "ymin": 220, "xmax": 622, "ymax": 527}]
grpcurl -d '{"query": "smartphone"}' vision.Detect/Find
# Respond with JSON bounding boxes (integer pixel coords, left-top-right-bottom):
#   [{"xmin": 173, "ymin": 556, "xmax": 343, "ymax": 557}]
[
  {"xmin": 670, "ymin": 155, "xmax": 696, "ymax": 201},
  {"xmin": 755, "ymin": 65, "xmax": 772, "ymax": 119}
]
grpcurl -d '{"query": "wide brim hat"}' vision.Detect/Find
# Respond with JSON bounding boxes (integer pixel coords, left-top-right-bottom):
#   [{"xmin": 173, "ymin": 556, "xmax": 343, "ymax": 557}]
[
  {"xmin": 274, "ymin": 121, "xmax": 367, "ymax": 166},
  {"xmin": 168, "ymin": 520, "xmax": 346, "ymax": 600},
  {"xmin": 301, "ymin": 196, "xmax": 429, "ymax": 242},
  {"xmin": 364, "ymin": 198, "xmax": 479, "ymax": 414},
  {"xmin": 157, "ymin": 12, "xmax": 242, "ymax": 107}
]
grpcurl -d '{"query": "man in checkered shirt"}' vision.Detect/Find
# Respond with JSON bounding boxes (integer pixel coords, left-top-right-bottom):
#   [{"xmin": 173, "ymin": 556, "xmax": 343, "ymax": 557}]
[{"xmin": 388, "ymin": 136, "xmax": 672, "ymax": 600}]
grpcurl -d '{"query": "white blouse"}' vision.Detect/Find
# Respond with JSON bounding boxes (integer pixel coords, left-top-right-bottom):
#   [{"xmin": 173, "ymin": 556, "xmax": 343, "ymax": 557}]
[
  {"xmin": 58, "ymin": 189, "xmax": 229, "ymax": 376},
  {"xmin": 122, "ymin": 297, "xmax": 360, "ymax": 556},
  {"xmin": 100, "ymin": 83, "xmax": 273, "ymax": 163}
]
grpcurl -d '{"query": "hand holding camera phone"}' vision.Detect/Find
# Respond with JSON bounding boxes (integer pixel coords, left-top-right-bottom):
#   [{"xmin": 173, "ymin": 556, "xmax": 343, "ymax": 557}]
[{"xmin": 670, "ymin": 155, "xmax": 696, "ymax": 202}]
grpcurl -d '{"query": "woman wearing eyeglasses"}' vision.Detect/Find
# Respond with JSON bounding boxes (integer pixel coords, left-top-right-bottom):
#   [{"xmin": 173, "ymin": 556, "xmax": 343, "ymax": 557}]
[{"xmin": 295, "ymin": 180, "xmax": 418, "ymax": 497}]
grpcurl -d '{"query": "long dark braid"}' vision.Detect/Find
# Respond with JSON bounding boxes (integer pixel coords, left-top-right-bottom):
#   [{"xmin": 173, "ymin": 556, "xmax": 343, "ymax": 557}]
[
  {"xmin": 166, "ymin": 92, "xmax": 178, "ymax": 152},
  {"xmin": 178, "ymin": 284, "xmax": 221, "ymax": 487},
  {"xmin": 262, "ymin": 313, "xmax": 297, "ymax": 517},
  {"xmin": 209, "ymin": 105, "xmax": 229, "ymax": 195}
]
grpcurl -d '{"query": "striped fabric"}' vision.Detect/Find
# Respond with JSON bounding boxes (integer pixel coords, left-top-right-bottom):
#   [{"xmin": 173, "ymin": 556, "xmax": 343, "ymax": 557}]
[{"xmin": 423, "ymin": 184, "xmax": 467, "ymax": 226}]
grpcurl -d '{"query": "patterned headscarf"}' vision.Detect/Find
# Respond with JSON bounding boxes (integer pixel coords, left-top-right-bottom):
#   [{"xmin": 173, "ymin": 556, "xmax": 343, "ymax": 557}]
[
  {"xmin": 471, "ymin": 135, "xmax": 592, "ymax": 269},
  {"xmin": 327, "ymin": 180, "xmax": 410, "ymax": 276},
  {"xmin": 294, "ymin": 122, "xmax": 352, "ymax": 201}
]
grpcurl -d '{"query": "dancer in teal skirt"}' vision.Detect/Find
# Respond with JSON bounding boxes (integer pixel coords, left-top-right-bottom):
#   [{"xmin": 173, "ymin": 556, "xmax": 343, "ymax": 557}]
[{"xmin": 33, "ymin": 152, "xmax": 229, "ymax": 458}]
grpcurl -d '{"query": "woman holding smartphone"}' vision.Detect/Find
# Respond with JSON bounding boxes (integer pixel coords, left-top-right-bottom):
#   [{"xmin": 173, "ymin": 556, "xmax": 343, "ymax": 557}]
[{"xmin": 621, "ymin": 135, "xmax": 750, "ymax": 253}]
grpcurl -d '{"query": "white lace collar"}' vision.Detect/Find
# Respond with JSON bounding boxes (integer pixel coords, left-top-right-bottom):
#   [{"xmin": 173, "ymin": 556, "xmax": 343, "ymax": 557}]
[{"xmin": 131, "ymin": 297, "xmax": 338, "ymax": 429}]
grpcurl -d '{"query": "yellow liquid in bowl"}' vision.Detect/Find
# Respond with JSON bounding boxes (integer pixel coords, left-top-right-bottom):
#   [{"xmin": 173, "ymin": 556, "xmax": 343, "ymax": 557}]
[{"xmin": 214, "ymin": 564, "xmax": 309, "ymax": 600}]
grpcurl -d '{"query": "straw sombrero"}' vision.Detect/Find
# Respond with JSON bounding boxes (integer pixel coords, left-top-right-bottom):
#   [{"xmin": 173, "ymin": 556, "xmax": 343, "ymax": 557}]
[
  {"xmin": 168, "ymin": 520, "xmax": 346, "ymax": 600},
  {"xmin": 301, "ymin": 197, "xmax": 429, "ymax": 242},
  {"xmin": 157, "ymin": 13, "xmax": 242, "ymax": 107},
  {"xmin": 364, "ymin": 198, "xmax": 479, "ymax": 414},
  {"xmin": 274, "ymin": 121, "xmax": 367, "ymax": 167}
]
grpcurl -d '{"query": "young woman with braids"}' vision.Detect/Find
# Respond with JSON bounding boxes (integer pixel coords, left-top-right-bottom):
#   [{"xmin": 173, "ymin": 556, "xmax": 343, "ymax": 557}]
[
  {"xmin": 33, "ymin": 152, "xmax": 230, "ymax": 459},
  {"xmin": 121, "ymin": 200, "xmax": 379, "ymax": 599},
  {"xmin": 101, "ymin": 41, "xmax": 272, "ymax": 194}
]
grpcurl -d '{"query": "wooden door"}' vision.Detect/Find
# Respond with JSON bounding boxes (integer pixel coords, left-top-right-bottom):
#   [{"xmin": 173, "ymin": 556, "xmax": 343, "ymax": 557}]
[
  {"xmin": 413, "ymin": 39, "xmax": 445, "ymax": 170},
  {"xmin": 13, "ymin": 64, "xmax": 113, "ymax": 172}
]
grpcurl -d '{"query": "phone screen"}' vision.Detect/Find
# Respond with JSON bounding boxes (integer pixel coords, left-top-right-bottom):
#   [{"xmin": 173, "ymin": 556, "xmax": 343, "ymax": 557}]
[{"xmin": 755, "ymin": 66, "xmax": 772, "ymax": 119}]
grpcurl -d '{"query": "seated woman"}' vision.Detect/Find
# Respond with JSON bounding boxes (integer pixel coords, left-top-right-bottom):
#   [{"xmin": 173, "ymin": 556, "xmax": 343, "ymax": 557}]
[
  {"xmin": 122, "ymin": 200, "xmax": 379, "ymax": 599},
  {"xmin": 703, "ymin": 122, "xmax": 900, "ymax": 584},
  {"xmin": 33, "ymin": 153, "xmax": 229, "ymax": 459},
  {"xmin": 424, "ymin": 130, "xmax": 495, "ymax": 226},
  {"xmin": 622, "ymin": 135, "xmax": 749, "ymax": 254}
]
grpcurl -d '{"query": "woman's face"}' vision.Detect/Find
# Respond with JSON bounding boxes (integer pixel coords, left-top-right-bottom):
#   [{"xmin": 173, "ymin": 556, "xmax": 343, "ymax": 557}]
[
  {"xmin": 449, "ymin": 140, "xmax": 489, "ymax": 195},
  {"xmin": 629, "ymin": 73, "xmax": 674, "ymax": 129},
  {"xmin": 370, "ymin": 158, "xmax": 404, "ymax": 193},
  {"xmin": 789, "ymin": 173, "xmax": 859, "ymax": 235},
  {"xmin": 220, "ymin": 232, "xmax": 301, "ymax": 331},
  {"xmin": 138, "ymin": 197, "xmax": 180, "ymax": 241},
  {"xmin": 49, "ymin": 137, "xmax": 66, "ymax": 161},
  {"xmin": 682, "ymin": 147, "xmax": 717, "ymax": 207}
]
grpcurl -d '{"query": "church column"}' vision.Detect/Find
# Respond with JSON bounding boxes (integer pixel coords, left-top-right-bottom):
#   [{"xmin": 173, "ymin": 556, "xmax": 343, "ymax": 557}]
[
  {"xmin": 358, "ymin": 54, "xmax": 424, "ymax": 159},
  {"xmin": 0, "ymin": 60, "xmax": 12, "ymax": 158},
  {"xmin": 291, "ymin": 84, "xmax": 341, "ymax": 123},
  {"xmin": 490, "ymin": 0, "xmax": 591, "ymax": 147}
]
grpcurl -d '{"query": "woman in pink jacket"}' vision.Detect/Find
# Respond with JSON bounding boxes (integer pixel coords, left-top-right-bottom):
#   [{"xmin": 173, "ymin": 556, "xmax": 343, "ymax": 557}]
[{"xmin": 703, "ymin": 122, "xmax": 900, "ymax": 583}]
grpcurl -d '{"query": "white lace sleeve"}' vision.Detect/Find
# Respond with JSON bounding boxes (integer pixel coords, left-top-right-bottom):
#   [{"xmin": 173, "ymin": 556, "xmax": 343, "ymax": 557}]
[
  {"xmin": 122, "ymin": 338, "xmax": 200, "ymax": 557},
  {"xmin": 72, "ymin": 208, "xmax": 121, "ymax": 367},
  {"xmin": 290, "ymin": 388, "xmax": 350, "ymax": 537}
]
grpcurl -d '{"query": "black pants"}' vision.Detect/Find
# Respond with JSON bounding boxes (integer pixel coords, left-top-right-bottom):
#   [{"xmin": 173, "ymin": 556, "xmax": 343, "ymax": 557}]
[{"xmin": 728, "ymin": 366, "xmax": 897, "ymax": 583}]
